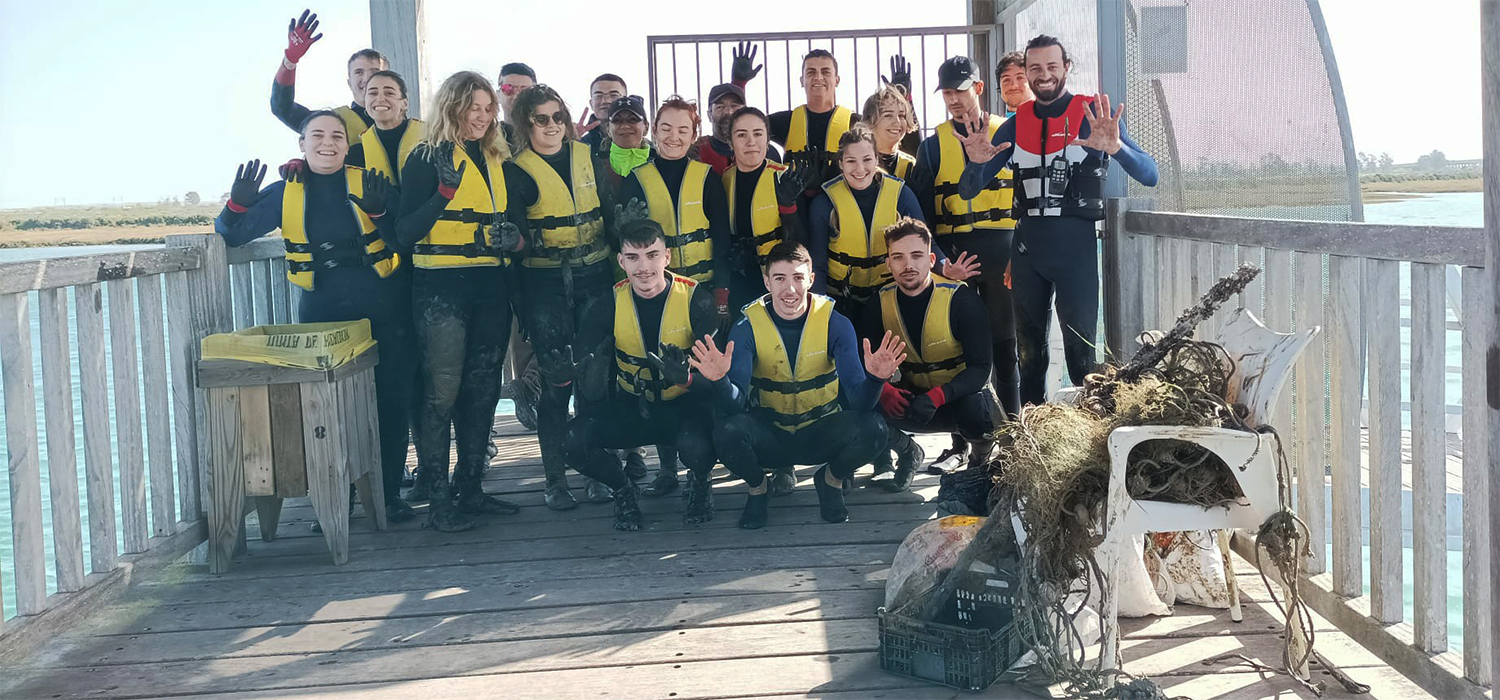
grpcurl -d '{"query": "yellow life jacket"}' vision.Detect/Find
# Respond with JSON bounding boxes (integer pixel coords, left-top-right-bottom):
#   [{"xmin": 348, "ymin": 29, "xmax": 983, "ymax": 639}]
[
  {"xmin": 822, "ymin": 174, "xmax": 902, "ymax": 302},
  {"xmin": 634, "ymin": 159, "xmax": 715, "ymax": 283},
  {"xmin": 724, "ymin": 162, "xmax": 786, "ymax": 260},
  {"xmin": 360, "ymin": 118, "xmax": 426, "ymax": 185},
  {"xmin": 932, "ymin": 115, "xmax": 1016, "ymax": 235},
  {"xmin": 785, "ymin": 105, "xmax": 854, "ymax": 154},
  {"xmin": 411, "ymin": 142, "xmax": 509, "ymax": 269},
  {"xmin": 890, "ymin": 150, "xmax": 916, "ymax": 180},
  {"xmin": 613, "ymin": 272, "xmax": 698, "ymax": 401},
  {"xmin": 281, "ymin": 165, "xmax": 399, "ymax": 291},
  {"xmin": 514, "ymin": 141, "xmax": 610, "ymax": 269},
  {"xmin": 746, "ymin": 293, "xmax": 841, "ymax": 433},
  {"xmin": 879, "ymin": 275, "xmax": 967, "ymax": 391},
  {"xmin": 333, "ymin": 105, "xmax": 372, "ymax": 144}
]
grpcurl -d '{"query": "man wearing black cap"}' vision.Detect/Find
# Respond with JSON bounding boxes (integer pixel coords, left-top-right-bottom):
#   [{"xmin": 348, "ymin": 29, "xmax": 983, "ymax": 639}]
[
  {"xmin": 955, "ymin": 35, "xmax": 1157, "ymax": 407},
  {"xmin": 695, "ymin": 83, "xmax": 749, "ymax": 175},
  {"xmin": 908, "ymin": 55, "xmax": 1022, "ymax": 472}
]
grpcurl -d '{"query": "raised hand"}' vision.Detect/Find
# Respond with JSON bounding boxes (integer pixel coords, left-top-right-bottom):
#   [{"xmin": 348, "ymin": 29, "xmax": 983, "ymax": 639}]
[
  {"xmin": 539, "ymin": 345, "xmax": 591, "ymax": 387},
  {"xmin": 882, "ymin": 55, "xmax": 912, "ymax": 96},
  {"xmin": 647, "ymin": 343, "xmax": 691, "ymax": 387},
  {"xmin": 731, "ymin": 41, "xmax": 763, "ymax": 84},
  {"xmin": 862, "ymin": 330, "xmax": 908, "ymax": 380},
  {"xmin": 1071, "ymin": 93, "xmax": 1124, "ymax": 155},
  {"xmin": 489, "ymin": 221, "xmax": 524, "ymax": 252},
  {"xmin": 348, "ymin": 169, "xmax": 392, "ymax": 215},
  {"xmin": 775, "ymin": 150, "xmax": 817, "ymax": 207},
  {"xmin": 941, "ymin": 251, "xmax": 982, "ymax": 281},
  {"xmin": 614, "ymin": 197, "xmax": 650, "ymax": 231},
  {"xmin": 284, "ymin": 9, "xmax": 322, "ymax": 64},
  {"xmin": 431, "ymin": 142, "xmax": 466, "ymax": 196},
  {"xmin": 957, "ymin": 112, "xmax": 1009, "ymax": 164},
  {"xmin": 278, "ymin": 158, "xmax": 306, "ymax": 183},
  {"xmin": 687, "ymin": 335, "xmax": 734, "ymax": 382},
  {"xmin": 229, "ymin": 159, "xmax": 267, "ymax": 209},
  {"xmin": 575, "ymin": 107, "xmax": 598, "ymax": 137}
]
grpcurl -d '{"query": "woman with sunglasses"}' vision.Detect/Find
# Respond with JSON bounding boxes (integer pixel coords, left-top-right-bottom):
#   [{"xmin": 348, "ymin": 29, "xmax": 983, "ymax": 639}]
[
  {"xmin": 500, "ymin": 84, "xmax": 619, "ymax": 511},
  {"xmin": 394, "ymin": 71, "xmax": 522, "ymax": 533}
]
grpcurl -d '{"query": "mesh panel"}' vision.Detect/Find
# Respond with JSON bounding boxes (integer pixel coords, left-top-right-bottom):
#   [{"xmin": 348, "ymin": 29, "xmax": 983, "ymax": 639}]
[{"xmin": 1016, "ymin": 0, "xmax": 1359, "ymax": 221}]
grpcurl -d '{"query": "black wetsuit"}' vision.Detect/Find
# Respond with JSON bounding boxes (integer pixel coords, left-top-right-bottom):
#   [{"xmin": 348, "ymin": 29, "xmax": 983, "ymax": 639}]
[
  {"xmin": 502, "ymin": 147, "xmax": 617, "ymax": 492},
  {"xmin": 395, "ymin": 141, "xmax": 518, "ymax": 502},
  {"xmin": 725, "ymin": 162, "xmax": 776, "ymax": 317},
  {"xmin": 619, "ymin": 154, "xmax": 733, "ymax": 287},
  {"xmin": 860, "ymin": 280, "xmax": 998, "ymax": 442},
  {"xmin": 270, "ymin": 80, "xmax": 370, "ymax": 134},
  {"xmin": 565, "ymin": 278, "xmax": 720, "ymax": 490},
  {"xmin": 344, "ymin": 119, "xmax": 411, "ymax": 175},
  {"xmin": 214, "ymin": 171, "xmax": 416, "ymax": 510},
  {"xmin": 806, "ymin": 176, "xmax": 928, "ymax": 323},
  {"xmin": 959, "ymin": 92, "xmax": 1158, "ymax": 405}
]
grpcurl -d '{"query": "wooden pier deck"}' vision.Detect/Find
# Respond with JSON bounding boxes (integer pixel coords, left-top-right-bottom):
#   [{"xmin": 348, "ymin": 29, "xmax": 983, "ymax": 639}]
[{"xmin": 1, "ymin": 418, "xmax": 1434, "ymax": 700}]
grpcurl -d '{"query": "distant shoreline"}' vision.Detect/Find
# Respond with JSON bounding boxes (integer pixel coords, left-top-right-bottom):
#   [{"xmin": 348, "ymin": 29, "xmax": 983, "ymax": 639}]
[{"xmin": 1361, "ymin": 176, "xmax": 1482, "ymax": 204}]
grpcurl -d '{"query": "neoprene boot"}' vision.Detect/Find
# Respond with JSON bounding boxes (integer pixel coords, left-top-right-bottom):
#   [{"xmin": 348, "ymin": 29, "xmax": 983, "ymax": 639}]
[
  {"xmin": 739, "ymin": 491, "xmax": 770, "ymax": 530},
  {"xmin": 426, "ymin": 476, "xmax": 475, "ymax": 533},
  {"xmin": 454, "ymin": 456, "xmax": 521, "ymax": 515},
  {"xmin": 966, "ymin": 438, "xmax": 997, "ymax": 471},
  {"xmin": 385, "ymin": 497, "xmax": 417, "ymax": 524},
  {"xmin": 543, "ymin": 453, "xmax": 579, "ymax": 511},
  {"xmin": 683, "ymin": 470, "xmax": 715, "ymax": 524},
  {"xmin": 813, "ymin": 466, "xmax": 849, "ymax": 523},
  {"xmin": 768, "ymin": 468, "xmax": 797, "ymax": 497},
  {"xmin": 612, "ymin": 480, "xmax": 643, "ymax": 531},
  {"xmin": 405, "ymin": 465, "xmax": 435, "ymax": 503},
  {"xmin": 506, "ymin": 376, "xmax": 539, "ymax": 432},
  {"xmin": 885, "ymin": 431, "xmax": 925, "ymax": 493},
  {"xmin": 644, "ymin": 451, "xmax": 680, "ymax": 497},
  {"xmin": 623, "ymin": 448, "xmax": 649, "ymax": 481},
  {"xmin": 585, "ymin": 477, "xmax": 614, "ymax": 504},
  {"xmin": 872, "ymin": 449, "xmax": 893, "ymax": 475}
]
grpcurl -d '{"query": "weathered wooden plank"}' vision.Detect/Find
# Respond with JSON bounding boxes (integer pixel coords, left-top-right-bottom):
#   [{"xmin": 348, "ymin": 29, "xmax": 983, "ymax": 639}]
[
  {"xmin": 1153, "ymin": 235, "xmax": 1172, "ymax": 331},
  {"xmin": 1365, "ymin": 258, "xmax": 1403, "ymax": 623},
  {"xmin": 73, "ymin": 283, "xmax": 118, "ymax": 573},
  {"xmin": 268, "ymin": 383, "xmax": 308, "ymax": 498},
  {"xmin": 1237, "ymin": 245, "xmax": 1264, "ymax": 315},
  {"xmin": 1327, "ymin": 254, "xmax": 1363, "ymax": 598},
  {"xmin": 1172, "ymin": 237, "xmax": 1192, "ymax": 322},
  {"xmin": 164, "ymin": 271, "xmax": 200, "ymax": 522},
  {"xmin": 231, "ymin": 261, "xmax": 255, "ymax": 330},
  {"xmin": 0, "ymin": 248, "xmax": 202, "ymax": 295},
  {"xmin": 1263, "ymin": 248, "xmax": 1294, "ymax": 433},
  {"xmin": 136, "ymin": 274, "xmax": 176, "ymax": 537},
  {"xmin": 348, "ymin": 370, "xmax": 386, "ymax": 529},
  {"xmin": 37, "ymin": 288, "xmax": 85, "ymax": 592},
  {"xmin": 1482, "ymin": 9, "xmax": 1500, "ymax": 691},
  {"xmin": 1409, "ymin": 262, "xmax": 1448, "ymax": 651},
  {"xmin": 1125, "ymin": 210, "xmax": 1486, "ymax": 266},
  {"xmin": 268, "ymin": 257, "xmax": 291, "ymax": 323},
  {"xmin": 107, "ymin": 277, "xmax": 150, "ymax": 554},
  {"xmin": 1190, "ymin": 240, "xmax": 1213, "ymax": 310},
  {"xmin": 301, "ymin": 380, "xmax": 350, "ymax": 565},
  {"xmin": 166, "ymin": 235, "xmax": 234, "ymax": 524},
  {"xmin": 196, "ymin": 348, "xmax": 380, "ymax": 388},
  {"xmin": 239, "ymin": 386, "xmax": 274, "ymax": 498},
  {"xmin": 1206, "ymin": 243, "xmax": 1236, "ymax": 340},
  {"xmin": 1136, "ymin": 228, "xmax": 1158, "ymax": 335},
  {"xmin": 255, "ymin": 258, "xmax": 275, "ymax": 326},
  {"xmin": 1294, "ymin": 251, "xmax": 1328, "ymax": 575},
  {"xmin": 1461, "ymin": 265, "xmax": 1492, "ymax": 683},
  {"xmin": 223, "ymin": 236, "xmax": 288, "ymax": 265},
  {"xmin": 205, "ymin": 386, "xmax": 244, "ymax": 574},
  {"xmin": 0, "ymin": 292, "xmax": 46, "ymax": 616}
]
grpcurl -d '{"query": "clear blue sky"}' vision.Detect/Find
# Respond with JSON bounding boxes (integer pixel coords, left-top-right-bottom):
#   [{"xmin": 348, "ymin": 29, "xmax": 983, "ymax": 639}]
[{"xmin": 0, "ymin": 0, "xmax": 1482, "ymax": 209}]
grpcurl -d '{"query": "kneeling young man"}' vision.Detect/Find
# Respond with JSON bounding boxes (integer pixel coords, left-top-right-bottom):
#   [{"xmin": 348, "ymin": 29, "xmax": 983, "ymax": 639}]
[
  {"xmin": 864, "ymin": 218, "xmax": 998, "ymax": 491},
  {"xmin": 562, "ymin": 220, "xmax": 722, "ymax": 531},
  {"xmin": 691, "ymin": 241, "xmax": 907, "ymax": 529}
]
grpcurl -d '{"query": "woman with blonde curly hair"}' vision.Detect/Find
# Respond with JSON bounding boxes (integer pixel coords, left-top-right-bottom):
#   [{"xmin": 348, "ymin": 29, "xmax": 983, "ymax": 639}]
[
  {"xmin": 394, "ymin": 70, "xmax": 524, "ymax": 533},
  {"xmin": 861, "ymin": 84, "xmax": 920, "ymax": 180}
]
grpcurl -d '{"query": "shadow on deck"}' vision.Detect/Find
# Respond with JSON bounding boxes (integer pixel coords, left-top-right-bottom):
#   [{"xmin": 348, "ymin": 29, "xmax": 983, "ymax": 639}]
[{"xmin": 1, "ymin": 419, "xmax": 1433, "ymax": 700}]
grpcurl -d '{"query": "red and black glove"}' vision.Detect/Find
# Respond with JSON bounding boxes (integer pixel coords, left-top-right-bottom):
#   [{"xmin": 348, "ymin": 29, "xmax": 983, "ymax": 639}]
[
  {"xmin": 714, "ymin": 287, "xmax": 730, "ymax": 318},
  {"xmin": 879, "ymin": 383, "xmax": 912, "ymax": 419},
  {"xmin": 905, "ymin": 387, "xmax": 946, "ymax": 426},
  {"xmin": 227, "ymin": 159, "xmax": 266, "ymax": 213},
  {"xmin": 278, "ymin": 158, "xmax": 307, "ymax": 183},
  {"xmin": 284, "ymin": 10, "xmax": 322, "ymax": 64}
]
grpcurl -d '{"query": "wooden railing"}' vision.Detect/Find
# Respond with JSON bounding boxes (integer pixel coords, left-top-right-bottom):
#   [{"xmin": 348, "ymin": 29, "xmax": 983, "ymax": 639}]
[
  {"xmin": 0, "ymin": 233, "xmax": 295, "ymax": 654},
  {"xmin": 1103, "ymin": 202, "xmax": 1492, "ymax": 698}
]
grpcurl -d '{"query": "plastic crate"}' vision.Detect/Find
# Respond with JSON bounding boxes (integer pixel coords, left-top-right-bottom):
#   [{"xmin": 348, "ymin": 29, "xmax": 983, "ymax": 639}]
[{"xmin": 877, "ymin": 605, "xmax": 1020, "ymax": 692}]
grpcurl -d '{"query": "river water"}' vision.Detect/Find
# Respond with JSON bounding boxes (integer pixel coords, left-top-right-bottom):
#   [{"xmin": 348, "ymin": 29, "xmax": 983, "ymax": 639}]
[{"xmin": 0, "ymin": 193, "xmax": 1486, "ymax": 646}]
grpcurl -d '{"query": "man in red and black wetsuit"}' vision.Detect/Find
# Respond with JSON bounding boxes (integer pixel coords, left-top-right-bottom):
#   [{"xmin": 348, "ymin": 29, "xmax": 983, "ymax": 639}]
[
  {"xmin": 269, "ymin": 10, "xmax": 387, "ymax": 141},
  {"xmin": 692, "ymin": 42, "xmax": 763, "ymax": 174}
]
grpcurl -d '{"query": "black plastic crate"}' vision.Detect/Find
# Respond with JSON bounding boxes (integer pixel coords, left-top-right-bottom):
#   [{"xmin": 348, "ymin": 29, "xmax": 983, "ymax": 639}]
[{"xmin": 877, "ymin": 605, "xmax": 1021, "ymax": 692}]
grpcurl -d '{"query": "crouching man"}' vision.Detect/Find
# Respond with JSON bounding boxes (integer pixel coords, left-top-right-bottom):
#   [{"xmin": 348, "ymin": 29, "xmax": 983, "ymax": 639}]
[
  {"xmin": 689, "ymin": 240, "xmax": 907, "ymax": 529},
  {"xmin": 562, "ymin": 219, "xmax": 722, "ymax": 531},
  {"xmin": 863, "ymin": 218, "xmax": 999, "ymax": 492}
]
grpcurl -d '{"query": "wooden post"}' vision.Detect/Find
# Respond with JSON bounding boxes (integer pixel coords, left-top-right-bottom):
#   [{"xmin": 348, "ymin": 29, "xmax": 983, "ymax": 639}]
[
  {"xmin": 1365, "ymin": 258, "xmax": 1402, "ymax": 624},
  {"xmin": 75, "ymin": 283, "xmax": 118, "ymax": 574},
  {"xmin": 0, "ymin": 293, "xmax": 46, "ymax": 616},
  {"xmin": 38, "ymin": 288, "xmax": 85, "ymax": 592},
  {"xmin": 137, "ymin": 275, "xmax": 176, "ymax": 538},
  {"xmin": 166, "ymin": 234, "xmax": 232, "ymax": 525},
  {"xmin": 368, "ymin": 0, "xmax": 428, "ymax": 118},
  {"xmin": 1327, "ymin": 254, "xmax": 1364, "ymax": 598},
  {"xmin": 1481, "ymin": 0, "xmax": 1500, "ymax": 686},
  {"xmin": 107, "ymin": 278, "xmax": 149, "ymax": 554}
]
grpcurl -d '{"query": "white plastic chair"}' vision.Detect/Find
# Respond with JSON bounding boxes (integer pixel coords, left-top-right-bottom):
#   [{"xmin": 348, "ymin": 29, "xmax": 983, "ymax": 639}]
[{"xmin": 1095, "ymin": 308, "xmax": 1319, "ymax": 675}]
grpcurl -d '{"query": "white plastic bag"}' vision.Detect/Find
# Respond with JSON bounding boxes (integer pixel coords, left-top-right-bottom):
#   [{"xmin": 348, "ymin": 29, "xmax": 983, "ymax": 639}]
[
  {"xmin": 1153, "ymin": 530, "xmax": 1231, "ymax": 609},
  {"xmin": 1089, "ymin": 533, "xmax": 1172, "ymax": 618}
]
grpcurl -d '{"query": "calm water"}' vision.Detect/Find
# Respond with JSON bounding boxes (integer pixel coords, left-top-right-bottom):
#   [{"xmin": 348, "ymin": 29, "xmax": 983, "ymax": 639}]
[{"xmin": 0, "ymin": 194, "xmax": 1485, "ymax": 646}]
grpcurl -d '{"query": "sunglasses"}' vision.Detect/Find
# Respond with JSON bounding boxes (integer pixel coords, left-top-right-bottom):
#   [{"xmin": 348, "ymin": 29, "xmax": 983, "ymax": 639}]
[
  {"xmin": 530, "ymin": 110, "xmax": 569, "ymax": 127},
  {"xmin": 498, "ymin": 83, "xmax": 528, "ymax": 96}
]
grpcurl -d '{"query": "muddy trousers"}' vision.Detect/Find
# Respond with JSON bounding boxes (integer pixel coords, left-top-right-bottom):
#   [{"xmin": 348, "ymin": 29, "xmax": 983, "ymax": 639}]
[
  {"xmin": 714, "ymin": 411, "xmax": 887, "ymax": 488},
  {"xmin": 518, "ymin": 267, "xmax": 614, "ymax": 488},
  {"xmin": 298, "ymin": 267, "xmax": 417, "ymax": 506},
  {"xmin": 411, "ymin": 266, "xmax": 512, "ymax": 499},
  {"xmin": 1010, "ymin": 221, "xmax": 1099, "ymax": 407},
  {"xmin": 936, "ymin": 229, "xmax": 1020, "ymax": 417},
  {"xmin": 565, "ymin": 396, "xmax": 715, "ymax": 489}
]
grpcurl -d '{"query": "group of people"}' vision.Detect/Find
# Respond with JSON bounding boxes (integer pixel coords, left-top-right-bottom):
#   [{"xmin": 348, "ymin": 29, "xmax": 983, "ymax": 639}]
[{"xmin": 215, "ymin": 9, "xmax": 1158, "ymax": 534}]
